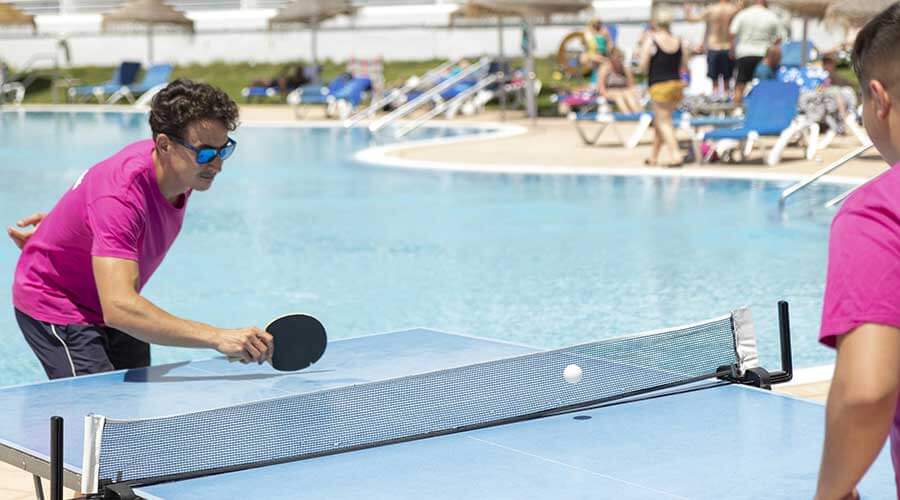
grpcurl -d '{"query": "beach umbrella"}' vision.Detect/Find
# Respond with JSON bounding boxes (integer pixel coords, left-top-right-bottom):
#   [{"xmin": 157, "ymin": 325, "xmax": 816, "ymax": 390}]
[
  {"xmin": 770, "ymin": 0, "xmax": 830, "ymax": 18},
  {"xmin": 469, "ymin": 0, "xmax": 591, "ymax": 18},
  {"xmin": 268, "ymin": 0, "xmax": 357, "ymax": 66},
  {"xmin": 101, "ymin": 0, "xmax": 194, "ymax": 64},
  {"xmin": 0, "ymin": 2, "xmax": 35, "ymax": 32},
  {"xmin": 462, "ymin": 0, "xmax": 592, "ymax": 118},
  {"xmin": 770, "ymin": 0, "xmax": 831, "ymax": 67},
  {"xmin": 826, "ymin": 0, "xmax": 896, "ymax": 27}
]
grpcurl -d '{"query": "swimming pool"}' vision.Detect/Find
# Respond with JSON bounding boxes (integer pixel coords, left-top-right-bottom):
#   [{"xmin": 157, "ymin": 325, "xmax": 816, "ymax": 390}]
[{"xmin": 0, "ymin": 111, "xmax": 846, "ymax": 386}]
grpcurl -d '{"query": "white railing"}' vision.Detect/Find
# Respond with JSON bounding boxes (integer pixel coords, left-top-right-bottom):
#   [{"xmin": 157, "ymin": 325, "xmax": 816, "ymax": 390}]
[
  {"xmin": 778, "ymin": 142, "xmax": 875, "ymax": 208},
  {"xmin": 393, "ymin": 73, "xmax": 496, "ymax": 137},
  {"xmin": 343, "ymin": 58, "xmax": 457, "ymax": 128},
  {"xmin": 368, "ymin": 56, "xmax": 489, "ymax": 133}
]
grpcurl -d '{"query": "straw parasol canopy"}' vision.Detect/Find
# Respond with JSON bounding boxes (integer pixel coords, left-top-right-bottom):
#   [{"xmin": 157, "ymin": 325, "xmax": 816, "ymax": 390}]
[
  {"xmin": 826, "ymin": 0, "xmax": 897, "ymax": 27},
  {"xmin": 464, "ymin": 0, "xmax": 591, "ymax": 19},
  {"xmin": 101, "ymin": 0, "xmax": 194, "ymax": 64},
  {"xmin": 268, "ymin": 0, "xmax": 357, "ymax": 65},
  {"xmin": 0, "ymin": 2, "xmax": 36, "ymax": 31},
  {"xmin": 770, "ymin": 0, "xmax": 832, "ymax": 19},
  {"xmin": 450, "ymin": 2, "xmax": 514, "ymax": 24}
]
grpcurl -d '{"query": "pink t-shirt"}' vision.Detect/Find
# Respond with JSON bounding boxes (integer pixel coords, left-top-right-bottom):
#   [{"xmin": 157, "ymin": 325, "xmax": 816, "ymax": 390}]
[
  {"xmin": 13, "ymin": 139, "xmax": 188, "ymax": 326},
  {"xmin": 820, "ymin": 163, "xmax": 900, "ymax": 490}
]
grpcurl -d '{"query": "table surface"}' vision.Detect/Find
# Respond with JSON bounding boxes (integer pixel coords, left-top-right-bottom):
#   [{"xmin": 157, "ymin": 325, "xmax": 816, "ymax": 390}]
[{"xmin": 0, "ymin": 329, "xmax": 893, "ymax": 499}]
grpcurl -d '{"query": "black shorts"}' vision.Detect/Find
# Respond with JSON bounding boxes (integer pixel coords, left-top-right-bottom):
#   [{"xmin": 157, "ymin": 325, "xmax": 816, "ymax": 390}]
[
  {"xmin": 706, "ymin": 50, "xmax": 734, "ymax": 82},
  {"xmin": 735, "ymin": 56, "xmax": 764, "ymax": 84},
  {"xmin": 15, "ymin": 309, "xmax": 150, "ymax": 379}
]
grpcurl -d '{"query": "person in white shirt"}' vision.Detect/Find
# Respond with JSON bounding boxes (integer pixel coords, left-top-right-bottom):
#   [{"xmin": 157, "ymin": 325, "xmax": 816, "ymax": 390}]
[{"xmin": 729, "ymin": 0, "xmax": 786, "ymax": 104}]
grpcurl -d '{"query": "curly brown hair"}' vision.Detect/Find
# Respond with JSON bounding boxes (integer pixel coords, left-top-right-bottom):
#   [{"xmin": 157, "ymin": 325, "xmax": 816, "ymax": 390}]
[{"xmin": 149, "ymin": 79, "xmax": 239, "ymax": 139}]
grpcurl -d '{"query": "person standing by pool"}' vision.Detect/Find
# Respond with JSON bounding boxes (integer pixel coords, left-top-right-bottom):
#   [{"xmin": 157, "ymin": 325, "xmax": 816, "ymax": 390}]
[
  {"xmin": 638, "ymin": 7, "xmax": 689, "ymax": 167},
  {"xmin": 729, "ymin": 0, "xmax": 785, "ymax": 105},
  {"xmin": 815, "ymin": 4, "xmax": 900, "ymax": 499},
  {"xmin": 6, "ymin": 79, "xmax": 274, "ymax": 379},
  {"xmin": 685, "ymin": 0, "xmax": 738, "ymax": 97}
]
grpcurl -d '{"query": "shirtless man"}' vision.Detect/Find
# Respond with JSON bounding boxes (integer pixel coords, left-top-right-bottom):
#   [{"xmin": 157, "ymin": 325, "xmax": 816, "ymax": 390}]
[{"xmin": 686, "ymin": 0, "xmax": 738, "ymax": 95}]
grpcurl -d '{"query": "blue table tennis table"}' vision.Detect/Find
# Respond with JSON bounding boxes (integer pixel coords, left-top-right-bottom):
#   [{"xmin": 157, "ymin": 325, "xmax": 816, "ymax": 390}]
[{"xmin": 0, "ymin": 328, "xmax": 895, "ymax": 499}]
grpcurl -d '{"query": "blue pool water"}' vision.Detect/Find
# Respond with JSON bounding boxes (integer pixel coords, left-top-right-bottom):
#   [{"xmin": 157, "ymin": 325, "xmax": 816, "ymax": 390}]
[{"xmin": 0, "ymin": 111, "xmax": 847, "ymax": 386}]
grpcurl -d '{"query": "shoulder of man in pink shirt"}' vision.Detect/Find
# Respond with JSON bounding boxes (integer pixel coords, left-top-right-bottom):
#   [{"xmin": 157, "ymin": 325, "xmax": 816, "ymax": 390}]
[
  {"xmin": 820, "ymin": 165, "xmax": 900, "ymax": 348},
  {"xmin": 88, "ymin": 139, "xmax": 156, "ymax": 190}
]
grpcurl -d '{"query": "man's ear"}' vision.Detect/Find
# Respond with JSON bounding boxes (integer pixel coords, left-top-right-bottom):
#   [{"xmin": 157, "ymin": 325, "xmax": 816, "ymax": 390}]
[
  {"xmin": 155, "ymin": 134, "xmax": 170, "ymax": 153},
  {"xmin": 869, "ymin": 80, "xmax": 892, "ymax": 120}
]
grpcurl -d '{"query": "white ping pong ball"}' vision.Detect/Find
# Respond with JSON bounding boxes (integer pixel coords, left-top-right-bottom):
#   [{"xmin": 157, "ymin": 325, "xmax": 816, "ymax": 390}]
[{"xmin": 564, "ymin": 364, "xmax": 583, "ymax": 384}]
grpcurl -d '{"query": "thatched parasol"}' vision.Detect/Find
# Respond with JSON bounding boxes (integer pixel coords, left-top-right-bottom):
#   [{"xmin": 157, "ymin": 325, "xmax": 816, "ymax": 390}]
[
  {"xmin": 268, "ymin": 0, "xmax": 357, "ymax": 65},
  {"xmin": 467, "ymin": 0, "xmax": 591, "ymax": 19},
  {"xmin": 826, "ymin": 0, "xmax": 897, "ymax": 27},
  {"xmin": 101, "ymin": 0, "xmax": 194, "ymax": 64},
  {"xmin": 0, "ymin": 2, "xmax": 36, "ymax": 32},
  {"xmin": 770, "ymin": 0, "xmax": 831, "ymax": 18}
]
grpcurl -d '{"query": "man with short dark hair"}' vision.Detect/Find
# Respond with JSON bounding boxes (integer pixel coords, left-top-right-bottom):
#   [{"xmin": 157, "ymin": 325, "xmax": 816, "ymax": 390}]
[
  {"xmin": 7, "ymin": 79, "xmax": 273, "ymax": 379},
  {"xmin": 729, "ymin": 0, "xmax": 785, "ymax": 105},
  {"xmin": 815, "ymin": 3, "xmax": 900, "ymax": 499}
]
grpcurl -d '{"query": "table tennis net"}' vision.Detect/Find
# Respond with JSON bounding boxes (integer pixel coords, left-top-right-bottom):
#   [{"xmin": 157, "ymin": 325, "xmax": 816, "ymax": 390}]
[{"xmin": 82, "ymin": 307, "xmax": 759, "ymax": 494}]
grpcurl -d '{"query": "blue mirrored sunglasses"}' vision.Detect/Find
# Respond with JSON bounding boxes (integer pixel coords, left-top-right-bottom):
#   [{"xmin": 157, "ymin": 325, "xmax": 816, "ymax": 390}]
[{"xmin": 169, "ymin": 135, "xmax": 237, "ymax": 165}]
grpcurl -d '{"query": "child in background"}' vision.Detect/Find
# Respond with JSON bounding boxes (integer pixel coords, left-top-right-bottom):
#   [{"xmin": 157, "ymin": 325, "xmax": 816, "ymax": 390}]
[{"xmin": 752, "ymin": 45, "xmax": 781, "ymax": 81}]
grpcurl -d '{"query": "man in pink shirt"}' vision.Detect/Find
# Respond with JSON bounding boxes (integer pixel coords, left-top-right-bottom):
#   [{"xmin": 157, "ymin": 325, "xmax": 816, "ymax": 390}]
[
  {"xmin": 816, "ymin": 4, "xmax": 900, "ymax": 499},
  {"xmin": 6, "ymin": 79, "xmax": 273, "ymax": 379}
]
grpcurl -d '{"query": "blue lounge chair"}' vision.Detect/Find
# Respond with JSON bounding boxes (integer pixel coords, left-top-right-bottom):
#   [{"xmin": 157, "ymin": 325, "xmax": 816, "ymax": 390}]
[
  {"xmin": 571, "ymin": 110, "xmax": 654, "ymax": 148},
  {"xmin": 68, "ymin": 62, "xmax": 141, "ymax": 102},
  {"xmin": 573, "ymin": 107, "xmax": 742, "ymax": 156},
  {"xmin": 701, "ymin": 80, "xmax": 818, "ymax": 165},
  {"xmin": 242, "ymin": 86, "xmax": 281, "ymax": 101},
  {"xmin": 327, "ymin": 77, "xmax": 374, "ymax": 119},
  {"xmin": 107, "ymin": 64, "xmax": 174, "ymax": 104},
  {"xmin": 780, "ymin": 40, "xmax": 818, "ymax": 68},
  {"xmin": 288, "ymin": 74, "xmax": 352, "ymax": 104},
  {"xmin": 287, "ymin": 74, "xmax": 354, "ymax": 118},
  {"xmin": 241, "ymin": 65, "xmax": 322, "ymax": 103}
]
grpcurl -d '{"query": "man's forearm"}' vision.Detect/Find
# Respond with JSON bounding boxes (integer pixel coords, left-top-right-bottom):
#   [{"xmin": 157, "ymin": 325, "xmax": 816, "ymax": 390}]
[
  {"xmin": 816, "ymin": 388, "xmax": 895, "ymax": 498},
  {"xmin": 103, "ymin": 294, "xmax": 218, "ymax": 349}
]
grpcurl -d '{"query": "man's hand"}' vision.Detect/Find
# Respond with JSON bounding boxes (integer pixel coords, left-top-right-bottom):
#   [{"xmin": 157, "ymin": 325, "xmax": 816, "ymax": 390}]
[
  {"xmin": 215, "ymin": 327, "xmax": 274, "ymax": 364},
  {"xmin": 7, "ymin": 212, "xmax": 46, "ymax": 250}
]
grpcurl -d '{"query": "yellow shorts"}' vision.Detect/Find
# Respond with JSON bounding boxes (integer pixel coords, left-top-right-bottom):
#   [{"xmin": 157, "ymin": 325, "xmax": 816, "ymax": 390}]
[{"xmin": 649, "ymin": 80, "xmax": 685, "ymax": 105}]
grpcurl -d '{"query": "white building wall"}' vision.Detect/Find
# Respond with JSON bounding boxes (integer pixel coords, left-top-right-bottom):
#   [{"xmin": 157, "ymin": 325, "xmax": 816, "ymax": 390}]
[{"xmin": 0, "ymin": 2, "xmax": 849, "ymax": 69}]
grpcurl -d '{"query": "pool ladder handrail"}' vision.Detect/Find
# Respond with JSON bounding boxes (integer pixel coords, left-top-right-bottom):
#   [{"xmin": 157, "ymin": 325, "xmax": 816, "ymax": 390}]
[
  {"xmin": 343, "ymin": 59, "xmax": 459, "ymax": 128},
  {"xmin": 393, "ymin": 73, "xmax": 499, "ymax": 138},
  {"xmin": 778, "ymin": 141, "xmax": 874, "ymax": 208},
  {"xmin": 368, "ymin": 57, "xmax": 491, "ymax": 133}
]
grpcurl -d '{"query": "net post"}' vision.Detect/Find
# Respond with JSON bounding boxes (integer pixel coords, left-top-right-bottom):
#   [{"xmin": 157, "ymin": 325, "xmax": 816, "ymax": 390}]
[
  {"xmin": 50, "ymin": 416, "xmax": 62, "ymax": 500},
  {"xmin": 771, "ymin": 300, "xmax": 794, "ymax": 384}
]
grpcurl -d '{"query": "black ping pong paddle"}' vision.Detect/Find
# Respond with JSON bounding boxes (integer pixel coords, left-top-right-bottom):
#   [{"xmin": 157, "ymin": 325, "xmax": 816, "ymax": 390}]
[
  {"xmin": 266, "ymin": 313, "xmax": 327, "ymax": 371},
  {"xmin": 229, "ymin": 313, "xmax": 327, "ymax": 371}
]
